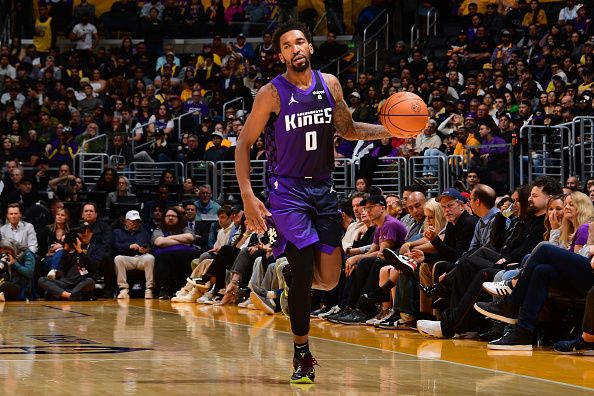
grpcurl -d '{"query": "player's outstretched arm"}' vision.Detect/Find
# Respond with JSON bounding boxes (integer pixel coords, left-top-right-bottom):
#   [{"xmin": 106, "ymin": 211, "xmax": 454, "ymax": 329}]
[
  {"xmin": 235, "ymin": 83, "xmax": 276, "ymax": 233},
  {"xmin": 323, "ymin": 73, "xmax": 393, "ymax": 141}
]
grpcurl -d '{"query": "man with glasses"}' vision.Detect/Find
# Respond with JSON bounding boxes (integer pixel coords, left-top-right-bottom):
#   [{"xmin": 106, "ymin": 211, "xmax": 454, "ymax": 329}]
[
  {"xmin": 183, "ymin": 90, "xmax": 209, "ymax": 118},
  {"xmin": 386, "ymin": 189, "xmax": 477, "ymax": 318},
  {"xmin": 184, "ymin": 134, "xmax": 202, "ymax": 162},
  {"xmin": 194, "ymin": 184, "xmax": 220, "ymax": 217}
]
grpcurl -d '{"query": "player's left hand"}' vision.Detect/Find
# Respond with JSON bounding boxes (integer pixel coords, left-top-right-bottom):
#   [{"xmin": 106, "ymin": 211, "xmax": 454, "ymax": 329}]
[{"xmin": 243, "ymin": 193, "xmax": 271, "ymax": 234}]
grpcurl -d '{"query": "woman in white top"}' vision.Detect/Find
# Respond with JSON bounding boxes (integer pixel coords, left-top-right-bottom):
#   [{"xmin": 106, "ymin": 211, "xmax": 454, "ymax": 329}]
[{"xmin": 89, "ymin": 69, "xmax": 107, "ymax": 94}]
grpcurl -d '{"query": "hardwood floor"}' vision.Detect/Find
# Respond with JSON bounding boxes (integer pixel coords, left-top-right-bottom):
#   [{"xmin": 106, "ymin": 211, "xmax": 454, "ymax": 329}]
[{"xmin": 0, "ymin": 300, "xmax": 591, "ymax": 395}]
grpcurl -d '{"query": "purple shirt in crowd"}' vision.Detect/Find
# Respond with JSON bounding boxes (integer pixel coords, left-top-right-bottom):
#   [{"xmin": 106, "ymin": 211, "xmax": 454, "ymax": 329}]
[
  {"xmin": 373, "ymin": 215, "xmax": 407, "ymax": 247},
  {"xmin": 570, "ymin": 223, "xmax": 589, "ymax": 252}
]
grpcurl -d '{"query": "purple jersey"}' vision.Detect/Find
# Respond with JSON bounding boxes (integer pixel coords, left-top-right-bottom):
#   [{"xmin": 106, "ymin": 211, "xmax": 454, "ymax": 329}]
[{"xmin": 265, "ymin": 70, "xmax": 335, "ymax": 178}]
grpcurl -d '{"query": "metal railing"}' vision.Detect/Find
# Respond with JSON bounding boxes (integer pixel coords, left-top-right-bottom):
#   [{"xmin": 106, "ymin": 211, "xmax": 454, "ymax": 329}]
[
  {"xmin": 408, "ymin": 155, "xmax": 447, "ymax": 197},
  {"xmin": 130, "ymin": 120, "xmax": 153, "ymax": 153},
  {"xmin": 223, "ymin": 97, "xmax": 245, "ymax": 121},
  {"xmin": 465, "ymin": 143, "xmax": 515, "ymax": 191},
  {"xmin": 215, "ymin": 160, "xmax": 266, "ymax": 202},
  {"xmin": 312, "ymin": 11, "xmax": 329, "ymax": 35},
  {"xmin": 177, "ymin": 109, "xmax": 202, "ymax": 141},
  {"xmin": 109, "ymin": 155, "xmax": 126, "ymax": 170},
  {"xmin": 426, "ymin": 7, "xmax": 438, "ymax": 37},
  {"xmin": 186, "ymin": 161, "xmax": 217, "ymax": 193},
  {"xmin": 574, "ymin": 117, "xmax": 594, "ymax": 183},
  {"xmin": 73, "ymin": 153, "xmax": 109, "ymax": 185},
  {"xmin": 411, "ymin": 24, "xmax": 420, "ymax": 49},
  {"xmin": 520, "ymin": 124, "xmax": 572, "ymax": 185},
  {"xmin": 372, "ymin": 157, "xmax": 407, "ymax": 197},
  {"xmin": 124, "ymin": 162, "xmax": 185, "ymax": 184},
  {"xmin": 447, "ymin": 155, "xmax": 465, "ymax": 187},
  {"xmin": 362, "ymin": 9, "xmax": 390, "ymax": 73},
  {"xmin": 80, "ymin": 133, "xmax": 108, "ymax": 153},
  {"xmin": 332, "ymin": 158, "xmax": 356, "ymax": 199}
]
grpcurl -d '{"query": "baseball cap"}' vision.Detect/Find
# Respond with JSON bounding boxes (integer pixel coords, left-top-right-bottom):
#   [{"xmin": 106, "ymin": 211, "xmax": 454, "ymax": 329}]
[
  {"xmin": 212, "ymin": 131, "xmax": 224, "ymax": 138},
  {"xmin": 350, "ymin": 91, "xmax": 361, "ymax": 98},
  {"xmin": 360, "ymin": 195, "xmax": 387, "ymax": 207},
  {"xmin": 125, "ymin": 210, "xmax": 141, "ymax": 221},
  {"xmin": 237, "ymin": 33, "xmax": 245, "ymax": 39},
  {"xmin": 482, "ymin": 63, "xmax": 493, "ymax": 70},
  {"xmin": 436, "ymin": 188, "xmax": 468, "ymax": 203}
]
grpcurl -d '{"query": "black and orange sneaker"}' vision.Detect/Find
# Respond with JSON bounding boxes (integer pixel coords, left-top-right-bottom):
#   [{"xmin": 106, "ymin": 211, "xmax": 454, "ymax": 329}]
[{"xmin": 290, "ymin": 351, "xmax": 318, "ymax": 384}]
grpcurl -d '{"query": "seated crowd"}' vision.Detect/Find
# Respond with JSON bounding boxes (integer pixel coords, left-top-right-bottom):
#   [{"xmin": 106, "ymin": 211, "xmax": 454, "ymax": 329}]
[
  {"xmin": 0, "ymin": 0, "xmax": 594, "ymax": 358},
  {"xmin": 0, "ymin": 164, "xmax": 591, "ymax": 355}
]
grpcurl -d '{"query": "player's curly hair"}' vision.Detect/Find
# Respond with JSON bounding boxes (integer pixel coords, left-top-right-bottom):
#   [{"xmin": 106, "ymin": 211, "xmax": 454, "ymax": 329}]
[{"xmin": 272, "ymin": 20, "xmax": 313, "ymax": 53}]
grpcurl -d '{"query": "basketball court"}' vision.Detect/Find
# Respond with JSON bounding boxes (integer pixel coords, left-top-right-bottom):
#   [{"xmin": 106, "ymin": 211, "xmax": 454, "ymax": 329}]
[{"xmin": 0, "ymin": 300, "xmax": 592, "ymax": 395}]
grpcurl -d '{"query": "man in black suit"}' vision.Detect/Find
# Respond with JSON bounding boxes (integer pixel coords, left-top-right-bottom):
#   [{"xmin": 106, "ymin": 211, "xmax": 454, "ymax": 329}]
[{"xmin": 184, "ymin": 201, "xmax": 204, "ymax": 250}]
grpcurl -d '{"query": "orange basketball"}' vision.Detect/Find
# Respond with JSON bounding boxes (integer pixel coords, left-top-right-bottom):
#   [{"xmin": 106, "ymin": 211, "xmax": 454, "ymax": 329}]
[{"xmin": 379, "ymin": 92, "xmax": 429, "ymax": 138}]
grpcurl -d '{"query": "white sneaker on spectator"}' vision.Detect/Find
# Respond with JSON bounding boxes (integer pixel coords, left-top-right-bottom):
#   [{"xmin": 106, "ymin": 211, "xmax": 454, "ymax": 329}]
[
  {"xmin": 365, "ymin": 308, "xmax": 392, "ymax": 326},
  {"xmin": 250, "ymin": 290, "xmax": 276, "ymax": 315},
  {"xmin": 482, "ymin": 280, "xmax": 513, "ymax": 297},
  {"xmin": 176, "ymin": 283, "xmax": 194, "ymax": 298},
  {"xmin": 47, "ymin": 269, "xmax": 57, "ymax": 281},
  {"xmin": 203, "ymin": 295, "xmax": 221, "ymax": 305},
  {"xmin": 238, "ymin": 298, "xmax": 252, "ymax": 308},
  {"xmin": 417, "ymin": 320, "xmax": 444, "ymax": 338},
  {"xmin": 319, "ymin": 305, "xmax": 340, "ymax": 319},
  {"xmin": 117, "ymin": 289, "xmax": 129, "ymax": 299},
  {"xmin": 145, "ymin": 289, "xmax": 153, "ymax": 299},
  {"xmin": 172, "ymin": 287, "xmax": 201, "ymax": 303}
]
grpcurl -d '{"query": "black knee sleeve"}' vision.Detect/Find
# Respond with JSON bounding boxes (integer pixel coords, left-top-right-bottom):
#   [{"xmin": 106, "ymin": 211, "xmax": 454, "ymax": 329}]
[{"xmin": 285, "ymin": 242, "xmax": 315, "ymax": 337}]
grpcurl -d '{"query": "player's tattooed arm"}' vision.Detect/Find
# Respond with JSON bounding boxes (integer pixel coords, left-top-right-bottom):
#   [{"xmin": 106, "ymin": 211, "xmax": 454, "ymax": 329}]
[
  {"xmin": 269, "ymin": 83, "xmax": 281, "ymax": 114},
  {"xmin": 324, "ymin": 73, "xmax": 392, "ymax": 141}
]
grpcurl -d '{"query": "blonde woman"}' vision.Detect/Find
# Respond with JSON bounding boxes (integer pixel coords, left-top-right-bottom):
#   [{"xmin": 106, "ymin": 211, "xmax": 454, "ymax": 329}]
[
  {"xmin": 372, "ymin": 199, "xmax": 447, "ymax": 327},
  {"xmin": 557, "ymin": 191, "xmax": 594, "ymax": 252},
  {"xmin": 399, "ymin": 198, "xmax": 446, "ymax": 255}
]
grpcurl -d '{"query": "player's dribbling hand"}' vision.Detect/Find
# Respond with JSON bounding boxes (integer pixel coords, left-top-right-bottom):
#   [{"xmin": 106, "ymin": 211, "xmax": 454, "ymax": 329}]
[{"xmin": 243, "ymin": 193, "xmax": 271, "ymax": 234}]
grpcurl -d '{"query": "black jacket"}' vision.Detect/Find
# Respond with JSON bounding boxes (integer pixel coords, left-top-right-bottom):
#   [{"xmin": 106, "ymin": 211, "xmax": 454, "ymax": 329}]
[
  {"xmin": 59, "ymin": 248, "xmax": 99, "ymax": 283},
  {"xmin": 431, "ymin": 210, "xmax": 478, "ymax": 263},
  {"xmin": 499, "ymin": 214, "xmax": 545, "ymax": 264}
]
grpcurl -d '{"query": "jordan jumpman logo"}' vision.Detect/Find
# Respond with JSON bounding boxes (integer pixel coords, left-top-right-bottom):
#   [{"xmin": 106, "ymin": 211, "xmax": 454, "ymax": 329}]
[{"xmin": 289, "ymin": 93, "xmax": 299, "ymax": 105}]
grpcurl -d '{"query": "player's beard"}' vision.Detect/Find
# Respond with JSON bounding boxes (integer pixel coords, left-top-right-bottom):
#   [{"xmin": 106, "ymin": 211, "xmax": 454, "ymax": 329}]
[{"xmin": 290, "ymin": 55, "xmax": 310, "ymax": 72}]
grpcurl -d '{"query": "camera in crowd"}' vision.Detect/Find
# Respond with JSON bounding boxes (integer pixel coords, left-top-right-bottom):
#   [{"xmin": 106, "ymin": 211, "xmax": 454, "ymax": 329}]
[
  {"xmin": 0, "ymin": 253, "xmax": 10, "ymax": 271},
  {"xmin": 258, "ymin": 233, "xmax": 270, "ymax": 245},
  {"xmin": 155, "ymin": 128, "xmax": 166, "ymax": 138},
  {"xmin": 63, "ymin": 223, "xmax": 93, "ymax": 248}
]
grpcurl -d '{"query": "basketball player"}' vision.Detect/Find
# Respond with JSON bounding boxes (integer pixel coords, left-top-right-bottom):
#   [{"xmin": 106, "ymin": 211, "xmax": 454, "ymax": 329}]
[{"xmin": 236, "ymin": 20, "xmax": 392, "ymax": 384}]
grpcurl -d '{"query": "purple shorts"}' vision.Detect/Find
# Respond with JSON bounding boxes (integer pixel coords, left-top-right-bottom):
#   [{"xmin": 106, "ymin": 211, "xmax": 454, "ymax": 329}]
[{"xmin": 267, "ymin": 175, "xmax": 342, "ymax": 258}]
